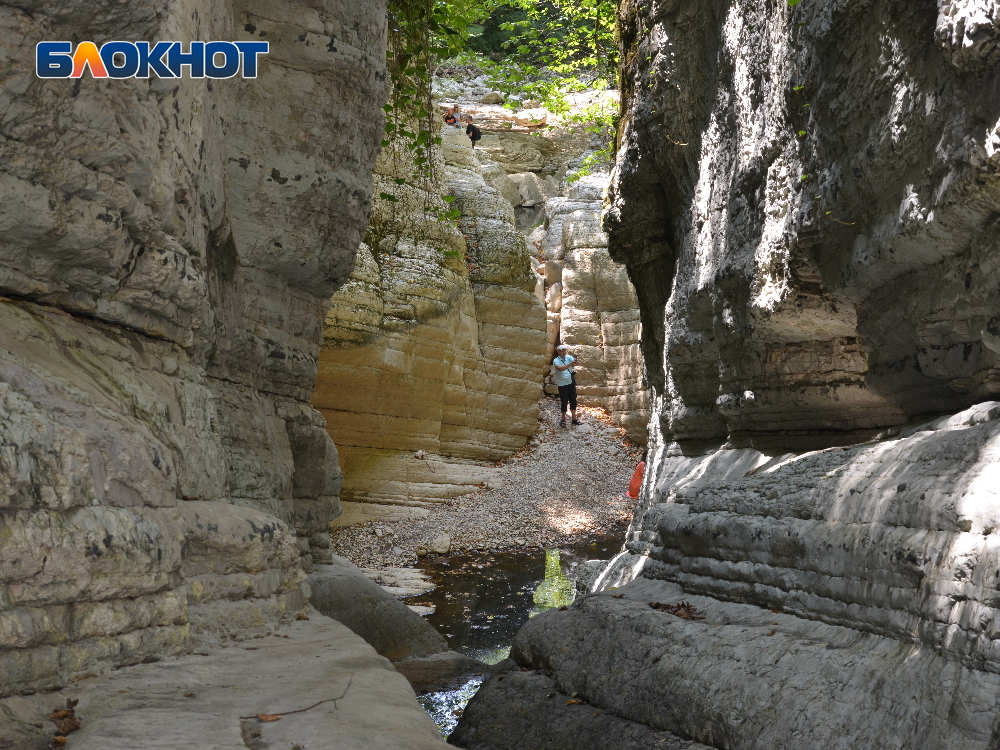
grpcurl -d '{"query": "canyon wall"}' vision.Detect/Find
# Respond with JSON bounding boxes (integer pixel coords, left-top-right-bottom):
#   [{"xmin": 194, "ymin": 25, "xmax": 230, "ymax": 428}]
[
  {"xmin": 0, "ymin": 0, "xmax": 387, "ymax": 696},
  {"xmin": 607, "ymin": 0, "xmax": 1000, "ymax": 450},
  {"xmin": 314, "ymin": 127, "xmax": 548, "ymax": 508},
  {"xmin": 454, "ymin": 1, "xmax": 1000, "ymax": 749},
  {"xmin": 532, "ymin": 172, "xmax": 649, "ymax": 442}
]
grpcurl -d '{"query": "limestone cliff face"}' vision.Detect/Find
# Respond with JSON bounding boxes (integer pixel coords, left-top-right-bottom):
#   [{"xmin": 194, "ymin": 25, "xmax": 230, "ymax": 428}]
[
  {"xmin": 533, "ymin": 173, "xmax": 649, "ymax": 442},
  {"xmin": 0, "ymin": 0, "xmax": 387, "ymax": 696},
  {"xmin": 314, "ymin": 127, "xmax": 548, "ymax": 506},
  {"xmin": 453, "ymin": 3, "xmax": 1000, "ymax": 749},
  {"xmin": 462, "ymin": 404, "xmax": 1000, "ymax": 750},
  {"xmin": 607, "ymin": 0, "xmax": 1000, "ymax": 449}
]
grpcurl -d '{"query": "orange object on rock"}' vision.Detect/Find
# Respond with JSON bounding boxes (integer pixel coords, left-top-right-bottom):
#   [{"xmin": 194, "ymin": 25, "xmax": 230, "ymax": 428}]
[{"xmin": 627, "ymin": 461, "xmax": 645, "ymax": 499}]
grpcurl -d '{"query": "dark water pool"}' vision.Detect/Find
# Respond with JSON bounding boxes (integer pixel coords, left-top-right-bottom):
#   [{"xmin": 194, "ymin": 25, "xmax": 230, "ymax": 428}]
[{"xmin": 405, "ymin": 532, "xmax": 625, "ymax": 736}]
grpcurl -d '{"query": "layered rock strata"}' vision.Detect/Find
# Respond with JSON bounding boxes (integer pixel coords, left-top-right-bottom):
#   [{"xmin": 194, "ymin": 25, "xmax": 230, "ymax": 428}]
[
  {"xmin": 0, "ymin": 615, "xmax": 449, "ymax": 750},
  {"xmin": 315, "ymin": 127, "xmax": 547, "ymax": 507},
  {"xmin": 456, "ymin": 403, "xmax": 1000, "ymax": 749},
  {"xmin": 606, "ymin": 0, "xmax": 1000, "ymax": 449},
  {"xmin": 0, "ymin": 0, "xmax": 387, "ymax": 696},
  {"xmin": 531, "ymin": 174, "xmax": 649, "ymax": 442},
  {"xmin": 455, "ymin": 1, "xmax": 1000, "ymax": 748}
]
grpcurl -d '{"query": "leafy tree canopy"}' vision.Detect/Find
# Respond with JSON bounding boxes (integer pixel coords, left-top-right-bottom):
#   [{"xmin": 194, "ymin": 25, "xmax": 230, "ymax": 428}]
[{"xmin": 383, "ymin": 0, "xmax": 618, "ymax": 193}]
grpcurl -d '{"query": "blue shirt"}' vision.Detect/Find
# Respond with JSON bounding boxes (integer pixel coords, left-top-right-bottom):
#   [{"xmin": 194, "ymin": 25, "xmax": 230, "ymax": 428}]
[{"xmin": 553, "ymin": 354, "xmax": 575, "ymax": 386}]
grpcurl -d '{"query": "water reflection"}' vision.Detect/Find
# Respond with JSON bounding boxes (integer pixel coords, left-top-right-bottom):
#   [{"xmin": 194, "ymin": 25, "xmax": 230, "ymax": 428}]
[
  {"xmin": 406, "ymin": 534, "xmax": 624, "ymax": 737},
  {"xmin": 532, "ymin": 549, "xmax": 576, "ymax": 610}
]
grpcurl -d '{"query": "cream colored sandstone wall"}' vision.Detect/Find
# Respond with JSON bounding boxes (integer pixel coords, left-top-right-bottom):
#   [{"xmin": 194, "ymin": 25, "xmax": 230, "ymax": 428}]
[
  {"xmin": 315, "ymin": 127, "xmax": 548, "ymax": 507},
  {"xmin": 531, "ymin": 174, "xmax": 649, "ymax": 443}
]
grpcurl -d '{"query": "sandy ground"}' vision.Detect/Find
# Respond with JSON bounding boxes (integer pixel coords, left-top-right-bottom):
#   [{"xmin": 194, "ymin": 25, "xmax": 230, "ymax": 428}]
[{"xmin": 330, "ymin": 397, "xmax": 644, "ymax": 570}]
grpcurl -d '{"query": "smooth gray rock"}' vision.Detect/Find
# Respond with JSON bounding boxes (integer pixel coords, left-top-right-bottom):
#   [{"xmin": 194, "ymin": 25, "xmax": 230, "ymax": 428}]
[
  {"xmin": 0, "ymin": 615, "xmax": 448, "ymax": 750},
  {"xmin": 449, "ymin": 670, "xmax": 711, "ymax": 750},
  {"xmin": 308, "ymin": 557, "xmax": 448, "ymax": 663},
  {"xmin": 500, "ymin": 582, "xmax": 1000, "ymax": 750}
]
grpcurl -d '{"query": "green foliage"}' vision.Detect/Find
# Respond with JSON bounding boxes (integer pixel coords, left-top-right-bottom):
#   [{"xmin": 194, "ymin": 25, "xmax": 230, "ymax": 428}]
[
  {"xmin": 488, "ymin": 0, "xmax": 617, "ymax": 99},
  {"xmin": 563, "ymin": 96, "xmax": 618, "ymax": 181},
  {"xmin": 466, "ymin": 4, "xmax": 528, "ymax": 57},
  {"xmin": 383, "ymin": 1, "xmax": 499, "ymax": 230},
  {"xmin": 379, "ymin": 0, "xmax": 621, "ymax": 244}
]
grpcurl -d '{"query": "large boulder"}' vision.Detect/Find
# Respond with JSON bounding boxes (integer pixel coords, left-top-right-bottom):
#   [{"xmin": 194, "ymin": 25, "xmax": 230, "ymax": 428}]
[
  {"xmin": 309, "ymin": 557, "xmax": 448, "ymax": 662},
  {"xmin": 309, "ymin": 557, "xmax": 486, "ymax": 694}
]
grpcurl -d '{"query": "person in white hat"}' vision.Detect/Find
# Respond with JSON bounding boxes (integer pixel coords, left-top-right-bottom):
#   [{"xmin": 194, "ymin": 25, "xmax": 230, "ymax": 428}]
[{"xmin": 552, "ymin": 343, "xmax": 580, "ymax": 428}]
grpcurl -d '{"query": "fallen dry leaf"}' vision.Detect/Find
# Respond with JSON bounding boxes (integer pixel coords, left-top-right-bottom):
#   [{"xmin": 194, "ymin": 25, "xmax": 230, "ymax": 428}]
[
  {"xmin": 49, "ymin": 710, "xmax": 74, "ymax": 720},
  {"xmin": 296, "ymin": 613, "xmax": 310, "ymax": 621},
  {"xmin": 183, "ymin": 693, "xmax": 196, "ymax": 698},
  {"xmin": 767, "ymin": 630, "xmax": 776, "ymax": 636},
  {"xmin": 52, "ymin": 737, "xmax": 67, "ymax": 747},
  {"xmin": 52, "ymin": 717, "xmax": 80, "ymax": 735},
  {"xmin": 258, "ymin": 714, "xmax": 282, "ymax": 723},
  {"xmin": 611, "ymin": 594, "xmax": 625, "ymax": 599},
  {"xmin": 566, "ymin": 699, "xmax": 584, "ymax": 705}
]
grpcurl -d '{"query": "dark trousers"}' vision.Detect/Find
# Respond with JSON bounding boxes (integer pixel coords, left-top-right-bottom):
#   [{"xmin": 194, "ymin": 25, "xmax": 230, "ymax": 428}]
[{"xmin": 558, "ymin": 382, "xmax": 577, "ymax": 413}]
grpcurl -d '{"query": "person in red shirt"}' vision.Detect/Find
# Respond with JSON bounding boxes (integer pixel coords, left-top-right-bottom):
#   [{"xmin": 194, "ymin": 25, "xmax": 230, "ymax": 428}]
[{"xmin": 626, "ymin": 456, "xmax": 646, "ymax": 499}]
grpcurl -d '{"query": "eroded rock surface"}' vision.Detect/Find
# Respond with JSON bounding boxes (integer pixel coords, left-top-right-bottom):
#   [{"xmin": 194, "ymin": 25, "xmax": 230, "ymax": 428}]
[
  {"xmin": 454, "ymin": 1, "xmax": 1000, "ymax": 748},
  {"xmin": 456, "ymin": 403, "xmax": 1000, "ymax": 749},
  {"xmin": 314, "ymin": 127, "xmax": 548, "ymax": 507},
  {"xmin": 0, "ymin": 0, "xmax": 387, "ymax": 696},
  {"xmin": 607, "ymin": 0, "xmax": 1000, "ymax": 449},
  {"xmin": 532, "ymin": 173, "xmax": 649, "ymax": 442}
]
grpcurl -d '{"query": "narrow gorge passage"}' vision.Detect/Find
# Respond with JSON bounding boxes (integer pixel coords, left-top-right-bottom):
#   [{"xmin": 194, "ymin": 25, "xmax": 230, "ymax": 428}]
[
  {"xmin": 4, "ymin": 1, "xmax": 1000, "ymax": 749},
  {"xmin": 328, "ymin": 397, "xmax": 641, "ymax": 569}
]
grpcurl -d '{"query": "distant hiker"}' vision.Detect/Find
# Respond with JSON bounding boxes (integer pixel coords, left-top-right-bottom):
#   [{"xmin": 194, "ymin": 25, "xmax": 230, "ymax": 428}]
[
  {"xmin": 443, "ymin": 105, "xmax": 458, "ymax": 127},
  {"xmin": 626, "ymin": 455, "xmax": 646, "ymax": 500},
  {"xmin": 553, "ymin": 343, "xmax": 580, "ymax": 428},
  {"xmin": 464, "ymin": 115, "xmax": 482, "ymax": 148}
]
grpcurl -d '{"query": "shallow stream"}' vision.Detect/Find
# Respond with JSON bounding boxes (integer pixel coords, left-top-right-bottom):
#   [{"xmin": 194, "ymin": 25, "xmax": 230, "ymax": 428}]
[{"xmin": 406, "ymin": 533, "xmax": 625, "ymax": 736}]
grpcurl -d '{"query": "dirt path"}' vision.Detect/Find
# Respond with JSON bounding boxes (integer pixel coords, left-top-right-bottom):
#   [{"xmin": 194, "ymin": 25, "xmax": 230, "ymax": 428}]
[{"xmin": 330, "ymin": 396, "xmax": 644, "ymax": 570}]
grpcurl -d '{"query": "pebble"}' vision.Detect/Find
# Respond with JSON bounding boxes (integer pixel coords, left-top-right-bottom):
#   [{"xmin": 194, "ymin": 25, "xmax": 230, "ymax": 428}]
[
  {"xmin": 430, "ymin": 533, "xmax": 452, "ymax": 554},
  {"xmin": 330, "ymin": 398, "xmax": 643, "ymax": 570}
]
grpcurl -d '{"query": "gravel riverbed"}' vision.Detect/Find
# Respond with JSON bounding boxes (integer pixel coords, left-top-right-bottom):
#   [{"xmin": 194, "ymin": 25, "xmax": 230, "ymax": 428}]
[{"xmin": 330, "ymin": 396, "xmax": 644, "ymax": 570}]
